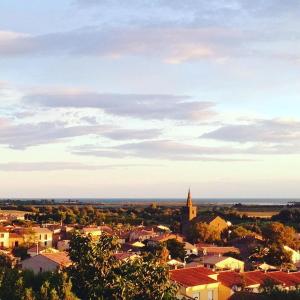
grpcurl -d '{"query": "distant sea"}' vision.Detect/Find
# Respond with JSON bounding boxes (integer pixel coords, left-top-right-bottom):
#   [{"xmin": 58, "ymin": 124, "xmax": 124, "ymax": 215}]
[{"xmin": 2, "ymin": 198, "xmax": 299, "ymax": 206}]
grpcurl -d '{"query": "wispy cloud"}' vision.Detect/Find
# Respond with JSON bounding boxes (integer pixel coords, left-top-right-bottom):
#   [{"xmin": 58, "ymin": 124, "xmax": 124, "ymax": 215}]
[
  {"xmin": 0, "ymin": 162, "xmax": 154, "ymax": 171},
  {"xmin": 72, "ymin": 140, "xmax": 252, "ymax": 161},
  {"xmin": 102, "ymin": 129, "xmax": 160, "ymax": 140},
  {"xmin": 0, "ymin": 119, "xmax": 106, "ymax": 149},
  {"xmin": 201, "ymin": 119, "xmax": 300, "ymax": 143},
  {"xmin": 0, "ymin": 118, "xmax": 161, "ymax": 149},
  {"xmin": 24, "ymin": 91, "xmax": 216, "ymax": 121}
]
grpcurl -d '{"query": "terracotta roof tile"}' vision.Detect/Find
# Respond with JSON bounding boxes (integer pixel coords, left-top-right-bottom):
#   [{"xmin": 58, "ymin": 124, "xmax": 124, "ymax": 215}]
[
  {"xmin": 218, "ymin": 271, "xmax": 258, "ymax": 288},
  {"xmin": 41, "ymin": 252, "xmax": 71, "ymax": 267},
  {"xmin": 170, "ymin": 267, "xmax": 218, "ymax": 287}
]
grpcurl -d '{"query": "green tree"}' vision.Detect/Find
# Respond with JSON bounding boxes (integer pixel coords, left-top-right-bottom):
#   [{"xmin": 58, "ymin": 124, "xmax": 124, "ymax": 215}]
[
  {"xmin": 39, "ymin": 280, "xmax": 60, "ymax": 300},
  {"xmin": 67, "ymin": 232, "xmax": 121, "ymax": 299},
  {"xmin": 265, "ymin": 243, "xmax": 292, "ymax": 266},
  {"xmin": 262, "ymin": 222, "xmax": 299, "ymax": 249},
  {"xmin": 22, "ymin": 288, "xmax": 36, "ymax": 300},
  {"xmin": 165, "ymin": 239, "xmax": 185, "ymax": 261},
  {"xmin": 115, "ymin": 255, "xmax": 177, "ymax": 300},
  {"xmin": 0, "ymin": 268, "xmax": 25, "ymax": 300},
  {"xmin": 67, "ymin": 232, "xmax": 177, "ymax": 300},
  {"xmin": 0, "ymin": 252, "xmax": 13, "ymax": 268},
  {"xmin": 189, "ymin": 222, "xmax": 221, "ymax": 243},
  {"xmin": 55, "ymin": 272, "xmax": 78, "ymax": 300},
  {"xmin": 230, "ymin": 226, "xmax": 255, "ymax": 240}
]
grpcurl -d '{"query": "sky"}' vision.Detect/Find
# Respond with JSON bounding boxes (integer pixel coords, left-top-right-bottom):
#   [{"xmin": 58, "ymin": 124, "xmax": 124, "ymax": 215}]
[{"xmin": 0, "ymin": 0, "xmax": 300, "ymax": 198}]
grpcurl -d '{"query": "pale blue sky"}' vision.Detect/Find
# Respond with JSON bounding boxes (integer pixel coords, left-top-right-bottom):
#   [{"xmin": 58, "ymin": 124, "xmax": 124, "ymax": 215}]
[{"xmin": 0, "ymin": 0, "xmax": 300, "ymax": 198}]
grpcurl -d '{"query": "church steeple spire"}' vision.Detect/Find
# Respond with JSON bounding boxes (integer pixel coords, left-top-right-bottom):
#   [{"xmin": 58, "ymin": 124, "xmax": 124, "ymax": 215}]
[
  {"xmin": 186, "ymin": 188, "xmax": 192, "ymax": 207},
  {"xmin": 182, "ymin": 188, "xmax": 197, "ymax": 232}
]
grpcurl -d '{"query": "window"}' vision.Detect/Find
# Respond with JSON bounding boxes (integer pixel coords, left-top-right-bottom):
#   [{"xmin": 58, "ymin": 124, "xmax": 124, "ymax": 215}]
[
  {"xmin": 0, "ymin": 233, "xmax": 4, "ymax": 238},
  {"xmin": 208, "ymin": 290, "xmax": 214, "ymax": 300},
  {"xmin": 39, "ymin": 234, "xmax": 42, "ymax": 240},
  {"xmin": 44, "ymin": 241, "xmax": 47, "ymax": 246},
  {"xmin": 44, "ymin": 234, "xmax": 47, "ymax": 240},
  {"xmin": 0, "ymin": 242, "xmax": 4, "ymax": 248}
]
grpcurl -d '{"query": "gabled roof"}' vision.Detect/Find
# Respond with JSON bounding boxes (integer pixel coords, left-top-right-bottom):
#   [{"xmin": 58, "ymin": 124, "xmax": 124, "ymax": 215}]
[
  {"xmin": 243, "ymin": 271, "xmax": 272, "ymax": 285},
  {"xmin": 170, "ymin": 267, "xmax": 218, "ymax": 287},
  {"xmin": 219, "ymin": 270, "xmax": 300, "ymax": 290},
  {"xmin": 32, "ymin": 227, "xmax": 52, "ymax": 234},
  {"xmin": 197, "ymin": 245, "xmax": 240, "ymax": 255},
  {"xmin": 40, "ymin": 252, "xmax": 71, "ymax": 267},
  {"xmin": 203, "ymin": 255, "xmax": 243, "ymax": 266},
  {"xmin": 218, "ymin": 271, "xmax": 258, "ymax": 288},
  {"xmin": 266, "ymin": 271, "xmax": 300, "ymax": 287}
]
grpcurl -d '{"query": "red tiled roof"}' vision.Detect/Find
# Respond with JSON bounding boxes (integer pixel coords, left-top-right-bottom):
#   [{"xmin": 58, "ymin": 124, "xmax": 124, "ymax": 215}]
[
  {"xmin": 218, "ymin": 271, "xmax": 258, "ymax": 288},
  {"xmin": 198, "ymin": 246, "xmax": 240, "ymax": 255},
  {"xmin": 41, "ymin": 252, "xmax": 71, "ymax": 267},
  {"xmin": 170, "ymin": 267, "xmax": 218, "ymax": 287},
  {"xmin": 219, "ymin": 270, "xmax": 300, "ymax": 289},
  {"xmin": 266, "ymin": 271, "xmax": 300, "ymax": 287},
  {"xmin": 290, "ymin": 272, "xmax": 300, "ymax": 280},
  {"xmin": 244, "ymin": 271, "xmax": 272, "ymax": 285}
]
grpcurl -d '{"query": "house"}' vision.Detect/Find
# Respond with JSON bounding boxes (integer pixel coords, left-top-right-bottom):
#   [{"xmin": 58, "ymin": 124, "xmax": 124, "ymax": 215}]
[
  {"xmin": 203, "ymin": 256, "xmax": 244, "ymax": 272},
  {"xmin": 0, "ymin": 227, "xmax": 10, "ymax": 248},
  {"xmin": 170, "ymin": 266, "xmax": 219, "ymax": 300},
  {"xmin": 218, "ymin": 270, "xmax": 300, "ymax": 299},
  {"xmin": 167, "ymin": 259, "xmax": 185, "ymax": 270},
  {"xmin": 184, "ymin": 242, "xmax": 198, "ymax": 256},
  {"xmin": 21, "ymin": 252, "xmax": 71, "ymax": 274},
  {"xmin": 129, "ymin": 229, "xmax": 157, "ymax": 242},
  {"xmin": 284, "ymin": 245, "xmax": 300, "ymax": 263},
  {"xmin": 9, "ymin": 232, "xmax": 24, "ymax": 248},
  {"xmin": 82, "ymin": 226, "xmax": 102, "ymax": 239},
  {"xmin": 218, "ymin": 271, "xmax": 260, "ymax": 299},
  {"xmin": 23, "ymin": 227, "xmax": 53, "ymax": 248},
  {"xmin": 196, "ymin": 244, "xmax": 240, "ymax": 257}
]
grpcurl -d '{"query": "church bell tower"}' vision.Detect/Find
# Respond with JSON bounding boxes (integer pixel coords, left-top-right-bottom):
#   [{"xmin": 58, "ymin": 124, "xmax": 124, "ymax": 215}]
[{"xmin": 186, "ymin": 188, "xmax": 197, "ymax": 221}]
